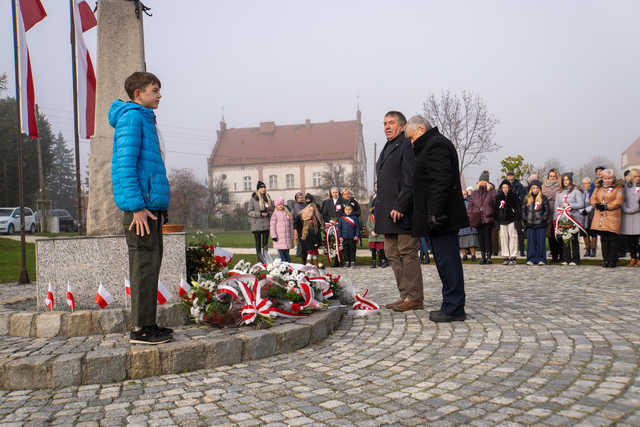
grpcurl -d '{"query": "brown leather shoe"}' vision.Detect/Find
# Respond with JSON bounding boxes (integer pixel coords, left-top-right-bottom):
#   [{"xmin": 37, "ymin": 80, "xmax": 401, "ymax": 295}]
[
  {"xmin": 384, "ymin": 299, "xmax": 405, "ymax": 309},
  {"xmin": 392, "ymin": 300, "xmax": 424, "ymax": 312}
]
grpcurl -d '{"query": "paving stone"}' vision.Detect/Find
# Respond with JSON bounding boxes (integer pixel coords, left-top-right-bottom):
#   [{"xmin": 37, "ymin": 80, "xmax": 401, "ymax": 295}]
[
  {"xmin": 34, "ymin": 312, "xmax": 65, "ymax": 337},
  {"xmin": 64, "ymin": 311, "xmax": 94, "ymax": 337},
  {"xmin": 239, "ymin": 329, "xmax": 277, "ymax": 361},
  {"xmin": 158, "ymin": 341, "xmax": 205, "ymax": 374},
  {"xmin": 3, "ymin": 355, "xmax": 52, "ymax": 390},
  {"xmin": 52, "ymin": 353, "xmax": 83, "ymax": 388},
  {"xmin": 91, "ymin": 309, "xmax": 126, "ymax": 335},
  {"xmin": 128, "ymin": 346, "xmax": 161, "ymax": 379},
  {"xmin": 272, "ymin": 323, "xmax": 311, "ymax": 354},
  {"xmin": 200, "ymin": 336, "xmax": 243, "ymax": 368}
]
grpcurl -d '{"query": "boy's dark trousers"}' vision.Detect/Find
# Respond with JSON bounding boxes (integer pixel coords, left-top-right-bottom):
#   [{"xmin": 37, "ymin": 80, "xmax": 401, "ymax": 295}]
[
  {"xmin": 342, "ymin": 239, "xmax": 356, "ymax": 262},
  {"xmin": 123, "ymin": 211, "xmax": 164, "ymax": 328}
]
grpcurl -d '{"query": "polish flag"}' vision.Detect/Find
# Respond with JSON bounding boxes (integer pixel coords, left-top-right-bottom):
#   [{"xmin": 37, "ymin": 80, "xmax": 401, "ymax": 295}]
[
  {"xmin": 125, "ymin": 278, "xmax": 131, "ymax": 295},
  {"xmin": 71, "ymin": 0, "xmax": 97, "ymax": 138},
  {"xmin": 499, "ymin": 200, "xmax": 505, "ymax": 209},
  {"xmin": 178, "ymin": 277, "xmax": 191, "ymax": 297},
  {"xmin": 157, "ymin": 281, "xmax": 171, "ymax": 305},
  {"xmin": 66, "ymin": 281, "xmax": 75, "ymax": 312},
  {"xmin": 214, "ymin": 247, "xmax": 234, "ymax": 264},
  {"xmin": 95, "ymin": 283, "xmax": 114, "ymax": 309},
  {"xmin": 14, "ymin": 0, "xmax": 47, "ymax": 137},
  {"xmin": 45, "ymin": 281, "xmax": 54, "ymax": 310}
]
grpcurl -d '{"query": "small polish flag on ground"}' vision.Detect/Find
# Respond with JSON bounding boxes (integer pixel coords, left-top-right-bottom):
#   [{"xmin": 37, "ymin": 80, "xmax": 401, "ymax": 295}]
[
  {"xmin": 178, "ymin": 277, "xmax": 191, "ymax": 296},
  {"xmin": 66, "ymin": 281, "xmax": 75, "ymax": 312},
  {"xmin": 95, "ymin": 283, "xmax": 114, "ymax": 309},
  {"xmin": 125, "ymin": 278, "xmax": 131, "ymax": 295},
  {"xmin": 157, "ymin": 281, "xmax": 171, "ymax": 305},
  {"xmin": 214, "ymin": 247, "xmax": 234, "ymax": 263},
  {"xmin": 45, "ymin": 281, "xmax": 54, "ymax": 310}
]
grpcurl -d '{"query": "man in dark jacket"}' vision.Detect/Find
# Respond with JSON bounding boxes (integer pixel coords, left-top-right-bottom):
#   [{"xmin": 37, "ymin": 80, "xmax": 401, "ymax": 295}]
[
  {"xmin": 320, "ymin": 187, "xmax": 345, "ymax": 223},
  {"xmin": 375, "ymin": 111, "xmax": 423, "ymax": 311},
  {"xmin": 406, "ymin": 115, "xmax": 467, "ymax": 322}
]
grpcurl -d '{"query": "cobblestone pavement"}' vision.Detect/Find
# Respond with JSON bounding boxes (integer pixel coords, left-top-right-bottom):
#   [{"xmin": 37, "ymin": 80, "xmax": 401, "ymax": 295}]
[{"xmin": 1, "ymin": 264, "xmax": 640, "ymax": 426}]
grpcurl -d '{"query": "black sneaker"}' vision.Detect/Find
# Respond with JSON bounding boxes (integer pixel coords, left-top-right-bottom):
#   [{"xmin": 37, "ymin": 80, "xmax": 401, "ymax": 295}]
[
  {"xmin": 429, "ymin": 310, "xmax": 466, "ymax": 322},
  {"xmin": 129, "ymin": 327, "xmax": 171, "ymax": 345},
  {"xmin": 151, "ymin": 325, "xmax": 174, "ymax": 336}
]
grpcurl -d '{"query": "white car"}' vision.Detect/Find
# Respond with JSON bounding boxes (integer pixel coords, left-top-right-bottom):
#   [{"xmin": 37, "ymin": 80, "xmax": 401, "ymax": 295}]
[{"xmin": 0, "ymin": 207, "xmax": 37, "ymax": 234}]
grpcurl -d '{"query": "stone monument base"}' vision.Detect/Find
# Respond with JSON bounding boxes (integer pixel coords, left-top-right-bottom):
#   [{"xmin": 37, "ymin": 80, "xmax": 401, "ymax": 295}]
[{"xmin": 35, "ymin": 233, "xmax": 186, "ymax": 311}]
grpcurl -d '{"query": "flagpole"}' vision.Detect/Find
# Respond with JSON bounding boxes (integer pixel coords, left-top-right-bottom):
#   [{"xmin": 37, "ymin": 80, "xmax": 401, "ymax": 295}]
[
  {"xmin": 11, "ymin": 0, "xmax": 30, "ymax": 285},
  {"xmin": 69, "ymin": 0, "xmax": 83, "ymax": 235}
]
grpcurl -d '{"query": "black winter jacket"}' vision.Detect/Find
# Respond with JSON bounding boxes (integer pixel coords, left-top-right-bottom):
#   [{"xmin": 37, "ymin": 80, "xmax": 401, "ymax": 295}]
[
  {"xmin": 411, "ymin": 128, "xmax": 468, "ymax": 237},
  {"xmin": 495, "ymin": 181, "xmax": 520, "ymax": 225},
  {"xmin": 374, "ymin": 133, "xmax": 415, "ymax": 234},
  {"xmin": 521, "ymin": 195, "xmax": 550, "ymax": 229}
]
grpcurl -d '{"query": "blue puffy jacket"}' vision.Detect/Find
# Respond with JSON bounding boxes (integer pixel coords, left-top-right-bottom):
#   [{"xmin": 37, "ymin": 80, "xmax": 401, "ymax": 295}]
[
  {"xmin": 110, "ymin": 99, "xmax": 170, "ymax": 212},
  {"xmin": 338, "ymin": 215, "xmax": 360, "ymax": 239}
]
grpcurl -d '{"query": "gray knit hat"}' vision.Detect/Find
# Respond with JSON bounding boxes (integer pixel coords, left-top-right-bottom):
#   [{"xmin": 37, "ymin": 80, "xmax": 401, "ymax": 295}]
[{"xmin": 479, "ymin": 170, "xmax": 490, "ymax": 182}]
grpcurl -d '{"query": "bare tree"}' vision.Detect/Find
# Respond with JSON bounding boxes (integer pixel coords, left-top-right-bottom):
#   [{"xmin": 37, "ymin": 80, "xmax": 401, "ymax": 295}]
[
  {"xmin": 205, "ymin": 174, "xmax": 230, "ymax": 226},
  {"xmin": 168, "ymin": 168, "xmax": 208, "ymax": 228},
  {"xmin": 423, "ymin": 91, "xmax": 500, "ymax": 175},
  {"xmin": 319, "ymin": 162, "xmax": 366, "ymax": 199}
]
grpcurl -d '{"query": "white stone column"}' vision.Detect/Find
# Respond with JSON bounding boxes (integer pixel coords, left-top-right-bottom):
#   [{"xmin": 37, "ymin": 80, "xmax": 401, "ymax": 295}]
[{"xmin": 87, "ymin": 0, "xmax": 146, "ymax": 235}]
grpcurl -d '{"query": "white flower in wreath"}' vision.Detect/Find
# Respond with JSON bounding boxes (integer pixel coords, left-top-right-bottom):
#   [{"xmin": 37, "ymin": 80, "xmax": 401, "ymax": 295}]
[{"xmin": 214, "ymin": 272, "xmax": 224, "ymax": 282}]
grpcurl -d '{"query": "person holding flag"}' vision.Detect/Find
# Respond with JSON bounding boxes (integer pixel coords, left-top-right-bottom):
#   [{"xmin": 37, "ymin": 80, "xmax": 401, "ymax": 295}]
[{"xmin": 110, "ymin": 72, "xmax": 171, "ymax": 345}]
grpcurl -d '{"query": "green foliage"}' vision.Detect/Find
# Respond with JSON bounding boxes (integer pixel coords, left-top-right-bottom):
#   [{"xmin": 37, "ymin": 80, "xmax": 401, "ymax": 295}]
[{"xmin": 500, "ymin": 155, "xmax": 535, "ymax": 180}]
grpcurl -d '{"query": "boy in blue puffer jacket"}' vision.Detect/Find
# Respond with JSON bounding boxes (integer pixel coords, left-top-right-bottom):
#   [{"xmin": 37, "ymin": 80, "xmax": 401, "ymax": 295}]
[{"xmin": 110, "ymin": 72, "xmax": 171, "ymax": 345}]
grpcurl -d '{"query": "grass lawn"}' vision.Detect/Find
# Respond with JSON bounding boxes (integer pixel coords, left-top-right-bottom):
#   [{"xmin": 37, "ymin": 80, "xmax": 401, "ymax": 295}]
[
  {"xmin": 0, "ymin": 238, "xmax": 36, "ymax": 283},
  {"xmin": 34, "ymin": 232, "xmax": 78, "ymax": 238}
]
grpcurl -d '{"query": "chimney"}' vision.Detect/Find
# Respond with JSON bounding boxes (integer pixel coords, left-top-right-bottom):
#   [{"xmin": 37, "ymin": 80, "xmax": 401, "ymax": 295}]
[
  {"xmin": 305, "ymin": 119, "xmax": 311, "ymax": 130},
  {"xmin": 259, "ymin": 121, "xmax": 276, "ymax": 135},
  {"xmin": 356, "ymin": 109, "xmax": 361, "ymax": 123},
  {"xmin": 219, "ymin": 119, "xmax": 227, "ymax": 132}
]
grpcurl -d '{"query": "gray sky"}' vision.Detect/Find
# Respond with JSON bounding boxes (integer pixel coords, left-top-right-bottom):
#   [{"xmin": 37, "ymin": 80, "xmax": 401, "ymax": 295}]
[{"xmin": 2, "ymin": 0, "xmax": 639, "ymax": 190}]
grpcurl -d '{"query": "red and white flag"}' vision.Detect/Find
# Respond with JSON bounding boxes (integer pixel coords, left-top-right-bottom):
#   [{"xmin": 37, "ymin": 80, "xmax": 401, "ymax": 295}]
[
  {"xmin": 95, "ymin": 283, "xmax": 114, "ymax": 309},
  {"xmin": 178, "ymin": 277, "xmax": 191, "ymax": 297},
  {"xmin": 14, "ymin": 0, "xmax": 47, "ymax": 138},
  {"xmin": 66, "ymin": 281, "xmax": 75, "ymax": 312},
  {"xmin": 125, "ymin": 278, "xmax": 131, "ymax": 295},
  {"xmin": 499, "ymin": 200, "xmax": 505, "ymax": 209},
  {"xmin": 45, "ymin": 281, "xmax": 54, "ymax": 310},
  {"xmin": 213, "ymin": 246, "xmax": 234, "ymax": 264},
  {"xmin": 157, "ymin": 281, "xmax": 171, "ymax": 305},
  {"xmin": 71, "ymin": 0, "xmax": 97, "ymax": 138}
]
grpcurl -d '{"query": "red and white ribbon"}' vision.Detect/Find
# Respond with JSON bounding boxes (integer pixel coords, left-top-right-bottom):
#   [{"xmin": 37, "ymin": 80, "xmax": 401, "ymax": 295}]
[
  {"xmin": 554, "ymin": 206, "xmax": 586, "ymax": 236},
  {"xmin": 499, "ymin": 200, "xmax": 505, "ymax": 209},
  {"xmin": 353, "ymin": 289, "xmax": 379, "ymax": 311},
  {"xmin": 238, "ymin": 278, "xmax": 273, "ymax": 324}
]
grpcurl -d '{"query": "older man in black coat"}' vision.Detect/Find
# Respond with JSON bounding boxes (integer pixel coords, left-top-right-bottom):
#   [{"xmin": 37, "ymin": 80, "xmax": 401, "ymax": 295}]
[
  {"xmin": 406, "ymin": 115, "xmax": 468, "ymax": 322},
  {"xmin": 375, "ymin": 111, "xmax": 424, "ymax": 311}
]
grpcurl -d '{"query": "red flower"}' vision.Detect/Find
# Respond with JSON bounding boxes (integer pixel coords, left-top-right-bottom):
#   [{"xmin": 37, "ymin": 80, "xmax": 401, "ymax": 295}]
[{"xmin": 291, "ymin": 303, "xmax": 301, "ymax": 313}]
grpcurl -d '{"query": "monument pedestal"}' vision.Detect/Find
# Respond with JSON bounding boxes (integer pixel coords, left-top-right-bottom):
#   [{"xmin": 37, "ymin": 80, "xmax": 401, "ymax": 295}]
[{"xmin": 35, "ymin": 233, "xmax": 186, "ymax": 310}]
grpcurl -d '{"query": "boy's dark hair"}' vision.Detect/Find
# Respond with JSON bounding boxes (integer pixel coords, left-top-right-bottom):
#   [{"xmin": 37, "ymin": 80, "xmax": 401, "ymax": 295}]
[
  {"xmin": 384, "ymin": 110, "xmax": 407, "ymax": 126},
  {"xmin": 506, "ymin": 171, "xmax": 515, "ymax": 176},
  {"xmin": 125, "ymin": 72, "xmax": 161, "ymax": 100},
  {"xmin": 595, "ymin": 166, "xmax": 605, "ymax": 173}
]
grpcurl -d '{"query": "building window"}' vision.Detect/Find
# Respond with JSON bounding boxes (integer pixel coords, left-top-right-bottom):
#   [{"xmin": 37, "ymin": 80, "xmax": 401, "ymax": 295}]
[
  {"xmin": 233, "ymin": 183, "xmax": 237, "ymax": 191},
  {"xmin": 312, "ymin": 172, "xmax": 321, "ymax": 187},
  {"xmin": 286, "ymin": 174, "xmax": 295, "ymax": 188},
  {"xmin": 269, "ymin": 174, "xmax": 277, "ymax": 189},
  {"xmin": 243, "ymin": 176, "xmax": 251, "ymax": 191}
]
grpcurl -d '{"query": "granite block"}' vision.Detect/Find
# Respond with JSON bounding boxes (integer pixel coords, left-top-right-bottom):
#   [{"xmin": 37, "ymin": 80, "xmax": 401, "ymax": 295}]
[
  {"xmin": 298, "ymin": 312, "xmax": 329, "ymax": 343},
  {"xmin": 9, "ymin": 312, "xmax": 34, "ymax": 337},
  {"xmin": 35, "ymin": 234, "xmax": 186, "ymax": 311},
  {"xmin": 158, "ymin": 341, "xmax": 205, "ymax": 374},
  {"xmin": 83, "ymin": 349, "xmax": 128, "ymax": 384},
  {"xmin": 52, "ymin": 353, "xmax": 84, "ymax": 387},
  {"xmin": 3, "ymin": 355, "xmax": 52, "ymax": 390},
  {"xmin": 64, "ymin": 311, "xmax": 95, "ymax": 336},
  {"xmin": 272, "ymin": 323, "xmax": 311, "ymax": 354},
  {"xmin": 35, "ymin": 312, "xmax": 65, "ymax": 337},
  {"xmin": 92, "ymin": 308, "xmax": 126, "ymax": 334},
  {"xmin": 239, "ymin": 329, "xmax": 277, "ymax": 361},
  {"xmin": 0, "ymin": 312, "xmax": 10, "ymax": 335},
  {"xmin": 129, "ymin": 346, "xmax": 161, "ymax": 379},
  {"xmin": 200, "ymin": 336, "xmax": 243, "ymax": 368}
]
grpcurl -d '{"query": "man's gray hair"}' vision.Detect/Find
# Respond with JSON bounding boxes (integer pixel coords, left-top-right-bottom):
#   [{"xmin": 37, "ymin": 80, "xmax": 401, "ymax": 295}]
[
  {"xmin": 330, "ymin": 186, "xmax": 339, "ymax": 193},
  {"xmin": 582, "ymin": 177, "xmax": 592, "ymax": 184},
  {"xmin": 405, "ymin": 115, "xmax": 431, "ymax": 132},
  {"xmin": 602, "ymin": 168, "xmax": 615, "ymax": 177}
]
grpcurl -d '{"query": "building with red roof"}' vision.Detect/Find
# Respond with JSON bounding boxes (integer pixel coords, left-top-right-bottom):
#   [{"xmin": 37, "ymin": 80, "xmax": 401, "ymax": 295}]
[
  {"xmin": 208, "ymin": 111, "xmax": 367, "ymax": 205},
  {"xmin": 622, "ymin": 136, "xmax": 640, "ymax": 173}
]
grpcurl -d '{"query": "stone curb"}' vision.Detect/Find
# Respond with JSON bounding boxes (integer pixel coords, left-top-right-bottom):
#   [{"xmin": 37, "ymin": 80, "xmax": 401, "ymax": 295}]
[
  {"xmin": 0, "ymin": 307, "xmax": 345, "ymax": 390},
  {"xmin": 0, "ymin": 303, "xmax": 190, "ymax": 338}
]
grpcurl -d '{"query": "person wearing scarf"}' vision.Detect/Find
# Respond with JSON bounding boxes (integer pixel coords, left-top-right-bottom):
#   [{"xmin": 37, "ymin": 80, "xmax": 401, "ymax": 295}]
[
  {"xmin": 247, "ymin": 181, "xmax": 273, "ymax": 261},
  {"xmin": 294, "ymin": 194, "xmax": 323, "ymax": 266},
  {"xmin": 541, "ymin": 169, "xmax": 561, "ymax": 263}
]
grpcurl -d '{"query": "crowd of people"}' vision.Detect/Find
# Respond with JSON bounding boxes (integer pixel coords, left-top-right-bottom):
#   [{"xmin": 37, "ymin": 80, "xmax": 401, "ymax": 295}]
[
  {"xmin": 461, "ymin": 166, "xmax": 640, "ymax": 268},
  {"xmin": 247, "ymin": 181, "xmax": 383, "ymax": 268}
]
